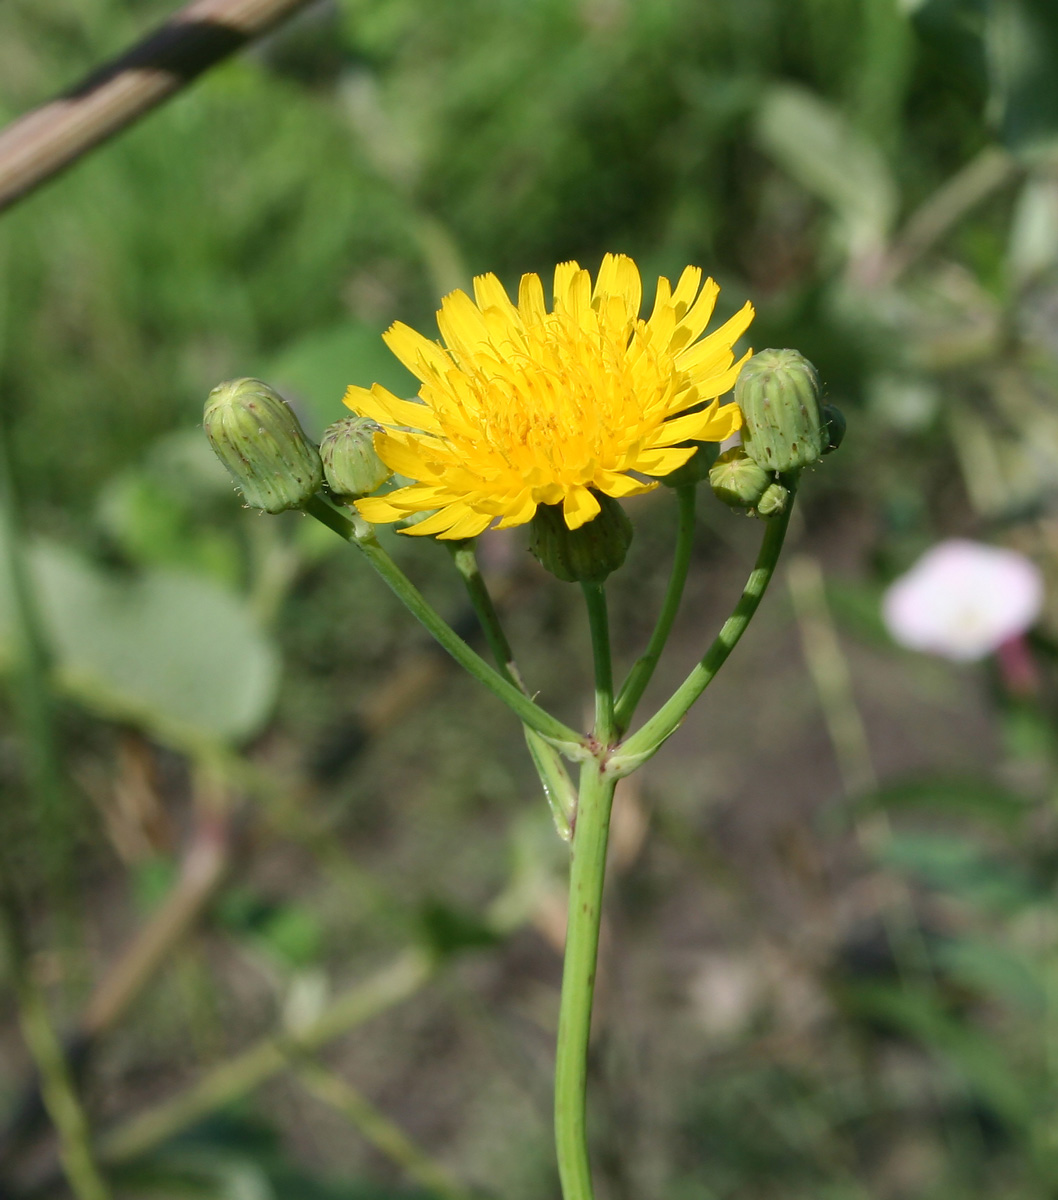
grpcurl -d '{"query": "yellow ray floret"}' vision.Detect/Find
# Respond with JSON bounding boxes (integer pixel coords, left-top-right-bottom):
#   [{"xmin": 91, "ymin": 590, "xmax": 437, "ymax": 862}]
[{"xmin": 345, "ymin": 253, "xmax": 753, "ymax": 538}]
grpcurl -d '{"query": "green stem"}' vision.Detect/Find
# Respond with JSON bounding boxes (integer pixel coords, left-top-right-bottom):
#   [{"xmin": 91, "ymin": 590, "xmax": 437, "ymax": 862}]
[
  {"xmin": 296, "ymin": 1061, "xmax": 474, "ymax": 1200},
  {"xmin": 449, "ymin": 541, "xmax": 576, "ymax": 837},
  {"xmin": 304, "ymin": 496, "xmax": 586, "ymax": 757},
  {"xmin": 0, "ymin": 892, "xmax": 112, "ymax": 1200},
  {"xmin": 613, "ymin": 484, "xmax": 697, "ymax": 734},
  {"xmin": 580, "ymin": 583, "xmax": 614, "ymax": 745},
  {"xmin": 554, "ymin": 762, "xmax": 615, "ymax": 1200},
  {"xmin": 615, "ymin": 493, "xmax": 795, "ymax": 770},
  {"xmin": 447, "ymin": 541, "xmax": 519, "ymax": 683},
  {"xmin": 99, "ymin": 949, "xmax": 433, "ymax": 1164},
  {"xmin": 0, "ymin": 421, "xmax": 68, "ymax": 873}
]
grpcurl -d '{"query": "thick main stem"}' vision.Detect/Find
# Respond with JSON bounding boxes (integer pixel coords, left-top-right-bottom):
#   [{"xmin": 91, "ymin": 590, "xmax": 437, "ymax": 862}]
[{"xmin": 554, "ymin": 762, "xmax": 616, "ymax": 1200}]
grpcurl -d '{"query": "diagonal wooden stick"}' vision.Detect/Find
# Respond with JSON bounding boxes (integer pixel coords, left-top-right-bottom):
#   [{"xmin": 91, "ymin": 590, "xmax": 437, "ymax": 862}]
[{"xmin": 0, "ymin": 0, "xmax": 313, "ymax": 214}]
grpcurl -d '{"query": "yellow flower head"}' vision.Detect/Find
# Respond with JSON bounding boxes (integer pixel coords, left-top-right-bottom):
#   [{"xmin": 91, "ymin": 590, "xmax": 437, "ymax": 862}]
[{"xmin": 346, "ymin": 253, "xmax": 753, "ymax": 539}]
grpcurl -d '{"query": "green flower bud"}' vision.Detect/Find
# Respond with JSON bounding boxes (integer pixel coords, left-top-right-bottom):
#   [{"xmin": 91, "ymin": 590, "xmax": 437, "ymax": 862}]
[
  {"xmin": 661, "ymin": 440, "xmax": 719, "ymax": 489},
  {"xmin": 754, "ymin": 482, "xmax": 789, "ymax": 518},
  {"xmin": 708, "ymin": 447, "xmax": 771, "ymax": 509},
  {"xmin": 320, "ymin": 416, "xmax": 392, "ymax": 501},
  {"xmin": 204, "ymin": 378, "xmax": 322, "ymax": 513},
  {"xmin": 822, "ymin": 404, "xmax": 846, "ymax": 455},
  {"xmin": 528, "ymin": 493, "xmax": 633, "ymax": 583},
  {"xmin": 736, "ymin": 349, "xmax": 825, "ymax": 473}
]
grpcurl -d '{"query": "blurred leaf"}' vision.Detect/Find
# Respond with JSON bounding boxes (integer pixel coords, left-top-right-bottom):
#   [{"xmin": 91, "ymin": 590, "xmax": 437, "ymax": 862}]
[
  {"xmin": 754, "ymin": 83, "xmax": 899, "ymax": 259},
  {"xmin": 1007, "ymin": 173, "xmax": 1058, "ymax": 284},
  {"xmin": 0, "ymin": 538, "xmax": 279, "ymax": 750},
  {"xmin": 119, "ymin": 1114, "xmax": 438, "ymax": 1199},
  {"xmin": 985, "ymin": 0, "xmax": 1058, "ymax": 158},
  {"xmin": 217, "ymin": 887, "xmax": 325, "ymax": 969},
  {"xmin": 842, "ymin": 981, "xmax": 1035, "ymax": 1126},
  {"xmin": 263, "ymin": 323, "xmax": 417, "ymax": 439},
  {"xmin": 419, "ymin": 898, "xmax": 502, "ymax": 959},
  {"xmin": 133, "ymin": 855, "xmax": 181, "ymax": 915},
  {"xmin": 936, "ymin": 935, "xmax": 1045, "ymax": 1010},
  {"xmin": 837, "ymin": 776, "xmax": 1032, "ymax": 831},
  {"xmin": 876, "ymin": 829, "xmax": 1040, "ymax": 912},
  {"xmin": 97, "ymin": 430, "xmax": 245, "ymax": 581},
  {"xmin": 98, "ymin": 473, "xmax": 242, "ymax": 584}
]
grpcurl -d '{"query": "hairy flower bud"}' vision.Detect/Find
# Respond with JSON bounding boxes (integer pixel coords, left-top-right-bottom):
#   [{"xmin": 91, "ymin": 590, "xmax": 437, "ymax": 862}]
[
  {"xmin": 320, "ymin": 416, "xmax": 392, "ymax": 502},
  {"xmin": 204, "ymin": 378, "xmax": 322, "ymax": 513},
  {"xmin": 528, "ymin": 493, "xmax": 633, "ymax": 583},
  {"xmin": 736, "ymin": 349, "xmax": 825, "ymax": 473},
  {"xmin": 754, "ymin": 482, "xmax": 789, "ymax": 518},
  {"xmin": 708, "ymin": 447, "xmax": 771, "ymax": 509}
]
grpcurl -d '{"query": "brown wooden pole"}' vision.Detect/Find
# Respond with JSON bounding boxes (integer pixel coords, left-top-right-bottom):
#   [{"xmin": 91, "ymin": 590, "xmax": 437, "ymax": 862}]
[{"xmin": 0, "ymin": 0, "xmax": 314, "ymax": 214}]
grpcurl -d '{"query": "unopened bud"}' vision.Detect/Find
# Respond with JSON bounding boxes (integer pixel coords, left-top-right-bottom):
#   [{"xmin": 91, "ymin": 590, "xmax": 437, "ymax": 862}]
[
  {"xmin": 528, "ymin": 493, "xmax": 633, "ymax": 583},
  {"xmin": 736, "ymin": 349, "xmax": 826, "ymax": 473},
  {"xmin": 204, "ymin": 378, "xmax": 322, "ymax": 513},
  {"xmin": 708, "ymin": 448, "xmax": 771, "ymax": 509},
  {"xmin": 320, "ymin": 416, "xmax": 392, "ymax": 501},
  {"xmin": 754, "ymin": 482, "xmax": 789, "ymax": 518}
]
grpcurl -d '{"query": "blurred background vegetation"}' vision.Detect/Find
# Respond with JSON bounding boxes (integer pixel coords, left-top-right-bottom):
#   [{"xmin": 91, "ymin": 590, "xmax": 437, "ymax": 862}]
[{"xmin": 5, "ymin": 0, "xmax": 1058, "ymax": 1196}]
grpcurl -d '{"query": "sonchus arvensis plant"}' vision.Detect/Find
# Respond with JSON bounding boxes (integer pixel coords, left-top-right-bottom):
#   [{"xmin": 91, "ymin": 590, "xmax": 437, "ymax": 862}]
[{"xmin": 204, "ymin": 253, "xmax": 842, "ymax": 1200}]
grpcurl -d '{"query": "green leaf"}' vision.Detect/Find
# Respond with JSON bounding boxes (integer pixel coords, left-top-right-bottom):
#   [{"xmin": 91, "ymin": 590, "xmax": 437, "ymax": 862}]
[
  {"xmin": 842, "ymin": 981, "xmax": 1036, "ymax": 1126},
  {"xmin": 985, "ymin": 0, "xmax": 1058, "ymax": 158},
  {"xmin": 419, "ymin": 898, "xmax": 502, "ymax": 959},
  {"xmin": 836, "ymin": 776, "xmax": 1032, "ymax": 832},
  {"xmin": 0, "ymin": 539, "xmax": 279, "ymax": 751},
  {"xmin": 875, "ymin": 830, "xmax": 1040, "ymax": 912},
  {"xmin": 754, "ymin": 84, "xmax": 899, "ymax": 259},
  {"xmin": 118, "ymin": 1114, "xmax": 438, "ymax": 1198},
  {"xmin": 217, "ymin": 887, "xmax": 325, "ymax": 969},
  {"xmin": 936, "ymin": 935, "xmax": 1045, "ymax": 1011}
]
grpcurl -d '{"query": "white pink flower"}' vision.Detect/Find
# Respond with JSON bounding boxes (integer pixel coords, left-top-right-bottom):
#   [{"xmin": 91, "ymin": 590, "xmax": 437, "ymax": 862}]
[{"xmin": 882, "ymin": 539, "xmax": 1044, "ymax": 662}]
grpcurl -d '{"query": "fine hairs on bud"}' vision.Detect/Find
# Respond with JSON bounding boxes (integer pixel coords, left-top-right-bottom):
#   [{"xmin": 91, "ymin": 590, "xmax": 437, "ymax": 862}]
[
  {"xmin": 320, "ymin": 416, "xmax": 392, "ymax": 502},
  {"xmin": 204, "ymin": 378, "xmax": 322, "ymax": 514}
]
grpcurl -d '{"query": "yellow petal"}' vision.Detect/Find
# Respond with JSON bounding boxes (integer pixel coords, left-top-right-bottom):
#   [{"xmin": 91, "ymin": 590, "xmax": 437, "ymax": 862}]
[
  {"xmin": 472, "ymin": 273, "xmax": 519, "ymax": 323},
  {"xmin": 517, "ymin": 272, "xmax": 547, "ymax": 325},
  {"xmin": 675, "ymin": 302, "xmax": 754, "ymax": 372},
  {"xmin": 647, "ymin": 275, "xmax": 672, "ymax": 325},
  {"xmin": 672, "ymin": 277, "xmax": 719, "ymax": 347},
  {"xmin": 692, "ymin": 351, "xmax": 753, "ymax": 401},
  {"xmin": 344, "ymin": 384, "xmax": 444, "ymax": 436},
  {"xmin": 593, "ymin": 253, "xmax": 642, "ymax": 318},
  {"xmin": 632, "ymin": 446, "xmax": 699, "ymax": 476},
  {"xmin": 401, "ymin": 503, "xmax": 490, "ymax": 539},
  {"xmin": 355, "ymin": 490, "xmax": 417, "ymax": 523},
  {"xmin": 562, "ymin": 486, "xmax": 601, "ymax": 530},
  {"xmin": 553, "ymin": 261, "xmax": 582, "ymax": 308},
  {"xmin": 647, "ymin": 397, "xmax": 742, "ymax": 448},
  {"xmin": 594, "ymin": 470, "xmax": 657, "ymax": 498},
  {"xmin": 670, "ymin": 265, "xmax": 703, "ymax": 317},
  {"xmin": 373, "ymin": 431, "xmax": 444, "ymax": 479},
  {"xmin": 437, "ymin": 288, "xmax": 492, "ymax": 363},
  {"xmin": 382, "ymin": 322, "xmax": 453, "ymax": 384},
  {"xmin": 495, "ymin": 491, "xmax": 538, "ymax": 528}
]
